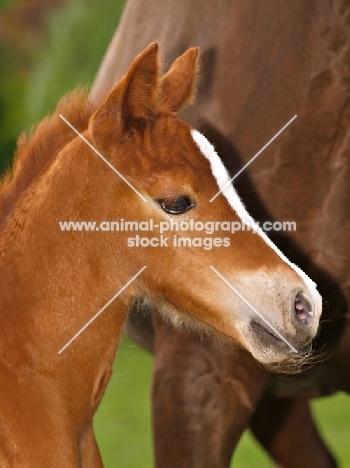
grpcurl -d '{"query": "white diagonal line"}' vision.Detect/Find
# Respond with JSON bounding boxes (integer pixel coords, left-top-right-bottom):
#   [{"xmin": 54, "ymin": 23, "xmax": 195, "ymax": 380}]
[
  {"xmin": 58, "ymin": 266, "xmax": 147, "ymax": 354},
  {"xmin": 210, "ymin": 266, "xmax": 298, "ymax": 353},
  {"xmin": 59, "ymin": 114, "xmax": 148, "ymax": 203},
  {"xmin": 209, "ymin": 115, "xmax": 297, "ymax": 202}
]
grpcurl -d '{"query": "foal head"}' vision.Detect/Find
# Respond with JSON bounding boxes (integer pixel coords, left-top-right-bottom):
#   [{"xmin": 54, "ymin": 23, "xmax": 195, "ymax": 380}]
[{"xmin": 87, "ymin": 43, "xmax": 321, "ymax": 368}]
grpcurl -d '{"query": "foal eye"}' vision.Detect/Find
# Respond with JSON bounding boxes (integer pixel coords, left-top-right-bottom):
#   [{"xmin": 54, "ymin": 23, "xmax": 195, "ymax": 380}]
[{"xmin": 157, "ymin": 195, "xmax": 195, "ymax": 215}]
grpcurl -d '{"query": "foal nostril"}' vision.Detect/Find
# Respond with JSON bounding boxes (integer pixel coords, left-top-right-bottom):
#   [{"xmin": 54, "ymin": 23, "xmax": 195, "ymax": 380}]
[{"xmin": 294, "ymin": 291, "xmax": 314, "ymax": 326}]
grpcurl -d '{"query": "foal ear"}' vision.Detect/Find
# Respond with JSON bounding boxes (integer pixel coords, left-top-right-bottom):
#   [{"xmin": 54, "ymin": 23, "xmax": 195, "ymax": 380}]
[
  {"xmin": 160, "ymin": 48, "xmax": 199, "ymax": 113},
  {"xmin": 119, "ymin": 42, "xmax": 161, "ymax": 120},
  {"xmin": 90, "ymin": 42, "xmax": 160, "ymax": 143}
]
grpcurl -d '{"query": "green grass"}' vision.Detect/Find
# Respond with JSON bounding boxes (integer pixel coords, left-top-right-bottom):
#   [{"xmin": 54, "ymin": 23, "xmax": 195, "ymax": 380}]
[
  {"xmin": 312, "ymin": 394, "xmax": 350, "ymax": 466},
  {"xmin": 94, "ymin": 336, "xmax": 153, "ymax": 468},
  {"xmin": 95, "ymin": 337, "xmax": 350, "ymax": 467}
]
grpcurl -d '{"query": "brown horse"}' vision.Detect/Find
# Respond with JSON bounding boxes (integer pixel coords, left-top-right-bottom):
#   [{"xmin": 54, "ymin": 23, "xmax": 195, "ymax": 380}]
[
  {"xmin": 0, "ymin": 43, "xmax": 320, "ymax": 465},
  {"xmin": 91, "ymin": 0, "xmax": 350, "ymax": 466}
]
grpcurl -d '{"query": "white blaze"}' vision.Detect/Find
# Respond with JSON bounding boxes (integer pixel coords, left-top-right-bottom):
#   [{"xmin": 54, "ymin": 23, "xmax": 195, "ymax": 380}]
[{"xmin": 191, "ymin": 129, "xmax": 317, "ymax": 293}]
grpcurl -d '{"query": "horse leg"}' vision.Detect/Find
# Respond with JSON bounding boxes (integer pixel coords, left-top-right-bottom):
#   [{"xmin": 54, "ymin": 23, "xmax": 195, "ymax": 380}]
[
  {"xmin": 151, "ymin": 314, "xmax": 269, "ymax": 468},
  {"xmin": 80, "ymin": 424, "xmax": 104, "ymax": 468},
  {"xmin": 250, "ymin": 394, "xmax": 337, "ymax": 468}
]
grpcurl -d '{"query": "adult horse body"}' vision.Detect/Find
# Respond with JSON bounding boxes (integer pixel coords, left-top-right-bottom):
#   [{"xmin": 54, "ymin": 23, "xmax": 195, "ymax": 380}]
[
  {"xmin": 91, "ymin": 0, "xmax": 350, "ymax": 466},
  {"xmin": 0, "ymin": 44, "xmax": 320, "ymax": 465}
]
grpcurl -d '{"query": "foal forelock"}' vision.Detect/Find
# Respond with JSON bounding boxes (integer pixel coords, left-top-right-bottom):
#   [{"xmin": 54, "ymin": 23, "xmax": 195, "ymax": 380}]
[{"xmin": 191, "ymin": 129, "xmax": 316, "ymax": 292}]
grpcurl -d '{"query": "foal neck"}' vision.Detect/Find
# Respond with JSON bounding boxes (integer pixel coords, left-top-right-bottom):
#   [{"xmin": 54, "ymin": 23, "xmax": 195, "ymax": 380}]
[{"xmin": 0, "ymin": 132, "xmax": 131, "ymax": 419}]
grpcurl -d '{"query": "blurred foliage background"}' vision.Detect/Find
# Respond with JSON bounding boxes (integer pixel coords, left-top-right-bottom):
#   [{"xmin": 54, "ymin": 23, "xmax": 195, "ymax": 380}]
[
  {"xmin": 0, "ymin": 0, "xmax": 124, "ymax": 171},
  {"xmin": 0, "ymin": 0, "xmax": 349, "ymax": 466}
]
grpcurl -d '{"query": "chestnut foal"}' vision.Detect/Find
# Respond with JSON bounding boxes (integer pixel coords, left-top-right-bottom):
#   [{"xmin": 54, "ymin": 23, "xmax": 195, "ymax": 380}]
[{"xmin": 0, "ymin": 43, "xmax": 320, "ymax": 465}]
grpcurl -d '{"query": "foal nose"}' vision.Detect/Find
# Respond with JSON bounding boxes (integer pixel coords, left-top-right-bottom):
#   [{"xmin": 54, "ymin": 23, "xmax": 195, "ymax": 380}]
[{"xmin": 294, "ymin": 291, "xmax": 317, "ymax": 326}]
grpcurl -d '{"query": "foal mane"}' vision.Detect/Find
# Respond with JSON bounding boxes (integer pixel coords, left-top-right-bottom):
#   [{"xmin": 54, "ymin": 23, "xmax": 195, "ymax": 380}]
[{"xmin": 0, "ymin": 88, "xmax": 95, "ymax": 223}]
